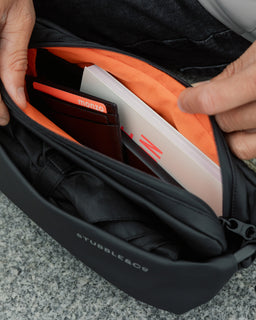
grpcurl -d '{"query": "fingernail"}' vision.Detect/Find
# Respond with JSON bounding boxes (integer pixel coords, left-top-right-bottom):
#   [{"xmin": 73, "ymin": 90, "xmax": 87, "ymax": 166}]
[
  {"xmin": 16, "ymin": 87, "xmax": 27, "ymax": 109},
  {"xmin": 0, "ymin": 117, "xmax": 9, "ymax": 126},
  {"xmin": 177, "ymin": 97, "xmax": 186, "ymax": 112}
]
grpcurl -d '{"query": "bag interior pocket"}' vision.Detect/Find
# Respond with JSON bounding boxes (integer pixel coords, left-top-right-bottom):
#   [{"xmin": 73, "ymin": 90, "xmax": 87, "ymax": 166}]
[
  {"xmin": 0, "ymin": 45, "xmax": 227, "ymax": 261},
  {"xmin": 25, "ymin": 47, "xmax": 219, "ymax": 165}
]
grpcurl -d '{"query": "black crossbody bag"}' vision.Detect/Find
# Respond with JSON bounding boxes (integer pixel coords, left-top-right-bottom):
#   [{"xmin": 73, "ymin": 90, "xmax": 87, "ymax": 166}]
[{"xmin": 0, "ymin": 19, "xmax": 256, "ymax": 314}]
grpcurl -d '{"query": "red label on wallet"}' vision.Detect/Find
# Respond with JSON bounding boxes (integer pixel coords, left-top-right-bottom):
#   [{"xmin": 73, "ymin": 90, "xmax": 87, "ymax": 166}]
[{"xmin": 33, "ymin": 82, "xmax": 107, "ymax": 114}]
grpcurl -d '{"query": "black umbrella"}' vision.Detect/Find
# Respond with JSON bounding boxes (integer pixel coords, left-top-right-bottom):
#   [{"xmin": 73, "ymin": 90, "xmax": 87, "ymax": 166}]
[{"xmin": 0, "ymin": 118, "xmax": 181, "ymax": 260}]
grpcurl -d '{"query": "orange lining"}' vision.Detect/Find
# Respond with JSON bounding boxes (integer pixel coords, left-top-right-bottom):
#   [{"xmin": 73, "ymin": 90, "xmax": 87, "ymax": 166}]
[
  {"xmin": 24, "ymin": 47, "xmax": 219, "ymax": 164},
  {"xmin": 33, "ymin": 81, "xmax": 108, "ymax": 114}
]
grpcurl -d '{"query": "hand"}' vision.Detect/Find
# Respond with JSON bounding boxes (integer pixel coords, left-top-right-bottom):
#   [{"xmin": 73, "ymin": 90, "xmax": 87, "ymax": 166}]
[
  {"xmin": 178, "ymin": 42, "xmax": 256, "ymax": 160},
  {"xmin": 0, "ymin": 0, "xmax": 35, "ymax": 126}
]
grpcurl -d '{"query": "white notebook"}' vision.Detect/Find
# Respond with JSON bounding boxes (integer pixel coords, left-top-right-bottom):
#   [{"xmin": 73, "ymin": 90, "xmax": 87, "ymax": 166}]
[{"xmin": 80, "ymin": 65, "xmax": 223, "ymax": 216}]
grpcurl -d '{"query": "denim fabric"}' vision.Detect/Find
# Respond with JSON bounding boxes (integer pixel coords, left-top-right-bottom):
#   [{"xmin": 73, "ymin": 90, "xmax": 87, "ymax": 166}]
[{"xmin": 34, "ymin": 0, "xmax": 251, "ymax": 78}]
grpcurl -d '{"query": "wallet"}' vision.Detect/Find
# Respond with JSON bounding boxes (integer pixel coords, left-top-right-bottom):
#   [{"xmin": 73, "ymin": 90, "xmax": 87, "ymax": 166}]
[{"xmin": 26, "ymin": 77, "xmax": 123, "ymax": 161}]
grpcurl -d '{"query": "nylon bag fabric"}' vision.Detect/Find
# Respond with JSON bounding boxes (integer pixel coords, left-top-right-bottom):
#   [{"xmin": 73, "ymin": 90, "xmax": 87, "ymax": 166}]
[{"xmin": 0, "ymin": 19, "xmax": 256, "ymax": 314}]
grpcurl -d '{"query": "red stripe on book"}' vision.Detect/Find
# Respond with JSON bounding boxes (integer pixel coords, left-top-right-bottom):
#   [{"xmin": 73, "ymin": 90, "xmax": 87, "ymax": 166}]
[{"xmin": 139, "ymin": 135, "xmax": 163, "ymax": 160}]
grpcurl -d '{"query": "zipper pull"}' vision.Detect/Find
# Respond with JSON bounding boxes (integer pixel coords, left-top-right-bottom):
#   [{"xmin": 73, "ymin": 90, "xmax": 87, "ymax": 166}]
[{"xmin": 220, "ymin": 218, "xmax": 256, "ymax": 241}]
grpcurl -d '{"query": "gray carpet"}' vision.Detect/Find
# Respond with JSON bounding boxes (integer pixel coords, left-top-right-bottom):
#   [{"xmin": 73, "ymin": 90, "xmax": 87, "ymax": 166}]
[{"xmin": 1, "ymin": 191, "xmax": 256, "ymax": 320}]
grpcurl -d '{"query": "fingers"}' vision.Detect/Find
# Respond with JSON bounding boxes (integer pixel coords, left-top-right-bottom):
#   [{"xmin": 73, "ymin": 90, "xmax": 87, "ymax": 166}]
[
  {"xmin": 178, "ymin": 64, "xmax": 256, "ymax": 115},
  {"xmin": 178, "ymin": 42, "xmax": 256, "ymax": 160},
  {"xmin": 215, "ymin": 101, "xmax": 256, "ymax": 159},
  {"xmin": 0, "ymin": 0, "xmax": 35, "ymax": 109},
  {"xmin": 178, "ymin": 42, "xmax": 256, "ymax": 115},
  {"xmin": 215, "ymin": 101, "xmax": 256, "ymax": 132},
  {"xmin": 226, "ymin": 131, "xmax": 256, "ymax": 160},
  {"xmin": 0, "ymin": 93, "xmax": 10, "ymax": 125}
]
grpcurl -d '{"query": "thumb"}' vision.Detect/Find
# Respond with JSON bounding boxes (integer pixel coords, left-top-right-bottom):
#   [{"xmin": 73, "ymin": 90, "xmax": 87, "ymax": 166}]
[
  {"xmin": 178, "ymin": 64, "xmax": 256, "ymax": 115},
  {"xmin": 0, "ymin": 1, "xmax": 35, "ymax": 109},
  {"xmin": 178, "ymin": 42, "xmax": 256, "ymax": 114}
]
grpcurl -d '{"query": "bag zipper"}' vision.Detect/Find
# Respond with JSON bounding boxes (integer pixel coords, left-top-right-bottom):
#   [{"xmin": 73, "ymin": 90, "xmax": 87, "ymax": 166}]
[{"xmin": 220, "ymin": 217, "xmax": 256, "ymax": 242}]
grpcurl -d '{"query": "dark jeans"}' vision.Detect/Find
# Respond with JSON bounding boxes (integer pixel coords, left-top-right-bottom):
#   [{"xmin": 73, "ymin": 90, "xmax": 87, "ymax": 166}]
[{"xmin": 34, "ymin": 0, "xmax": 251, "ymax": 80}]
